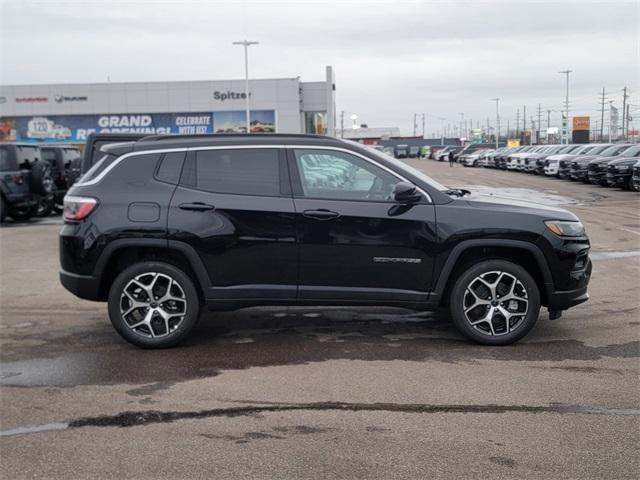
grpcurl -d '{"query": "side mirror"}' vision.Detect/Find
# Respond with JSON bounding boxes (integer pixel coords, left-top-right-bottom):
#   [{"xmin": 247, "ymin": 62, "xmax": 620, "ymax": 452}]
[{"xmin": 393, "ymin": 181, "xmax": 422, "ymax": 203}]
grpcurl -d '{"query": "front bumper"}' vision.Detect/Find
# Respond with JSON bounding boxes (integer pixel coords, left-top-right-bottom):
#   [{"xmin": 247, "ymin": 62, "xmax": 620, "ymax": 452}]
[
  {"xmin": 547, "ymin": 286, "xmax": 590, "ymax": 311},
  {"xmin": 606, "ymin": 172, "xmax": 631, "ymax": 187},
  {"xmin": 570, "ymin": 169, "xmax": 588, "ymax": 181}
]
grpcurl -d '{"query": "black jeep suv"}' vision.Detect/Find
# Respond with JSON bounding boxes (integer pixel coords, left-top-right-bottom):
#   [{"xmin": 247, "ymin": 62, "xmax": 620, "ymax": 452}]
[
  {"xmin": 59, "ymin": 134, "xmax": 592, "ymax": 348},
  {"xmin": 1, "ymin": 144, "xmax": 54, "ymax": 222}
]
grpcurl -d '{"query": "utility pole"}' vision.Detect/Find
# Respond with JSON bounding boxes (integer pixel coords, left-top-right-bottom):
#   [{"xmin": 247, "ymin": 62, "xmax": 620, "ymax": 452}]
[
  {"xmin": 621, "ymin": 87, "xmax": 628, "ymax": 140},
  {"xmin": 421, "ymin": 113, "xmax": 425, "ymax": 138},
  {"xmin": 558, "ymin": 69, "xmax": 572, "ymax": 144},
  {"xmin": 546, "ymin": 109, "xmax": 551, "ymax": 144},
  {"xmin": 626, "ymin": 104, "xmax": 630, "ymax": 139},
  {"xmin": 340, "ymin": 110, "xmax": 345, "ymax": 138},
  {"xmin": 413, "ymin": 113, "xmax": 417, "ymax": 137},
  {"xmin": 516, "ymin": 108, "xmax": 520, "ymax": 137},
  {"xmin": 523, "ymin": 105, "xmax": 526, "ymax": 141},
  {"xmin": 608, "ymin": 100, "xmax": 614, "ymax": 142},
  {"xmin": 491, "ymin": 98, "xmax": 500, "ymax": 148},
  {"xmin": 599, "ymin": 88, "xmax": 606, "ymax": 142},
  {"xmin": 232, "ymin": 40, "xmax": 259, "ymax": 134},
  {"xmin": 536, "ymin": 104, "xmax": 542, "ymax": 144},
  {"xmin": 530, "ymin": 117, "xmax": 535, "ymax": 145},
  {"xmin": 507, "ymin": 120, "xmax": 510, "ymax": 138},
  {"xmin": 438, "ymin": 117, "xmax": 445, "ymax": 146}
]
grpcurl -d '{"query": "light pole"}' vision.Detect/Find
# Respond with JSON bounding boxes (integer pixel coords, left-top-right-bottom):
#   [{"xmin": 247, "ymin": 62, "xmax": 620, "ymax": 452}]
[
  {"xmin": 558, "ymin": 69, "xmax": 572, "ymax": 144},
  {"xmin": 491, "ymin": 98, "xmax": 500, "ymax": 148},
  {"xmin": 232, "ymin": 40, "xmax": 259, "ymax": 134}
]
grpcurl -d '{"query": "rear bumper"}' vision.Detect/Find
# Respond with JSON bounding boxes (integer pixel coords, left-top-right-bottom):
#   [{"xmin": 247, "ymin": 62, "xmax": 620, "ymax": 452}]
[
  {"xmin": 5, "ymin": 192, "xmax": 37, "ymax": 208},
  {"xmin": 59, "ymin": 269, "xmax": 101, "ymax": 301}
]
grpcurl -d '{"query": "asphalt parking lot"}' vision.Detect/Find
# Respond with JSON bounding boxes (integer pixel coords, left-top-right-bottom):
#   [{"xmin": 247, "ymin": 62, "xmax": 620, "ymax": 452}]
[{"xmin": 1, "ymin": 161, "xmax": 639, "ymax": 479}]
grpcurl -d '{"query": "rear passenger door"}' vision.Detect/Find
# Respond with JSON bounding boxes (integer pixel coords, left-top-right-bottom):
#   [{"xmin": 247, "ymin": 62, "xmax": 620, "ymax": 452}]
[{"xmin": 168, "ymin": 147, "xmax": 298, "ymax": 301}]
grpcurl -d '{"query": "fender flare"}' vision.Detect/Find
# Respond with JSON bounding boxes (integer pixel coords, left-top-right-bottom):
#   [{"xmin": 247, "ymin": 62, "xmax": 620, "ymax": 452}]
[
  {"xmin": 93, "ymin": 238, "xmax": 212, "ymax": 296},
  {"xmin": 432, "ymin": 239, "xmax": 554, "ymax": 300}
]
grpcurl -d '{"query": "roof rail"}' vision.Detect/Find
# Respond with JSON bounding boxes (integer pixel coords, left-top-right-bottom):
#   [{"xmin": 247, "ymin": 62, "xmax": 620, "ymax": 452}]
[{"xmin": 138, "ymin": 133, "xmax": 334, "ymax": 142}]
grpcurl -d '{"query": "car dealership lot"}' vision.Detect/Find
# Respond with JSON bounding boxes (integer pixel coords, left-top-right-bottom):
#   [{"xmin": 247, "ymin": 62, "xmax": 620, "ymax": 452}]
[{"xmin": 1, "ymin": 161, "xmax": 639, "ymax": 479}]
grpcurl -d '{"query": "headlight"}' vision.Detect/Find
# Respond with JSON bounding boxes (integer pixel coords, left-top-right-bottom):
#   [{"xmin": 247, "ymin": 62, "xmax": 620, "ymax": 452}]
[
  {"xmin": 616, "ymin": 165, "xmax": 630, "ymax": 171},
  {"xmin": 545, "ymin": 220, "xmax": 585, "ymax": 237}
]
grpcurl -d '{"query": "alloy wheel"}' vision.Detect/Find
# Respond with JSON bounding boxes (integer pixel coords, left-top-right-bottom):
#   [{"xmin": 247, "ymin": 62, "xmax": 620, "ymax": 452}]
[
  {"xmin": 119, "ymin": 272, "xmax": 187, "ymax": 338},
  {"xmin": 463, "ymin": 270, "xmax": 528, "ymax": 336}
]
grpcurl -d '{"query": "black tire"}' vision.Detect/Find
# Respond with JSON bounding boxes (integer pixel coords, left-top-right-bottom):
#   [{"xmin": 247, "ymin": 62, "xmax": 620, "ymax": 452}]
[
  {"xmin": 108, "ymin": 262, "xmax": 201, "ymax": 348},
  {"xmin": 0, "ymin": 195, "xmax": 7, "ymax": 223},
  {"xmin": 449, "ymin": 259, "xmax": 541, "ymax": 346},
  {"xmin": 29, "ymin": 161, "xmax": 54, "ymax": 196},
  {"xmin": 8, "ymin": 205, "xmax": 36, "ymax": 221},
  {"xmin": 35, "ymin": 196, "xmax": 54, "ymax": 217},
  {"xmin": 66, "ymin": 158, "xmax": 82, "ymax": 186}
]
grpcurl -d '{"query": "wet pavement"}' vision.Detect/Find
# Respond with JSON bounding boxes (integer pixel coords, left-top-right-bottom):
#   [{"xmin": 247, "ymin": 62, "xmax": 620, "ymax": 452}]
[{"xmin": 1, "ymin": 161, "xmax": 639, "ymax": 479}]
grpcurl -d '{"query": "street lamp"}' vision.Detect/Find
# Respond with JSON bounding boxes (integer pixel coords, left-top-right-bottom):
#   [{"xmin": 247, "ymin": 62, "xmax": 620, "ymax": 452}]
[
  {"xmin": 558, "ymin": 69, "xmax": 572, "ymax": 144},
  {"xmin": 232, "ymin": 40, "xmax": 259, "ymax": 134},
  {"xmin": 491, "ymin": 98, "xmax": 500, "ymax": 148}
]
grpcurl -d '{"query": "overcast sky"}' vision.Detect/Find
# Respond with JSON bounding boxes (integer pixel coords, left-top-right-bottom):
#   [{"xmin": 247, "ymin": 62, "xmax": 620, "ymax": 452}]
[{"xmin": 1, "ymin": 0, "xmax": 638, "ymax": 136}]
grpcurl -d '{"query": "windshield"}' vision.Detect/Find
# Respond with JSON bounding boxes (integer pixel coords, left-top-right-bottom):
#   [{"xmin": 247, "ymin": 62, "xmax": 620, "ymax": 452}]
[
  {"xmin": 357, "ymin": 141, "xmax": 448, "ymax": 191},
  {"xmin": 620, "ymin": 145, "xmax": 640, "ymax": 157},
  {"xmin": 599, "ymin": 145, "xmax": 632, "ymax": 156}
]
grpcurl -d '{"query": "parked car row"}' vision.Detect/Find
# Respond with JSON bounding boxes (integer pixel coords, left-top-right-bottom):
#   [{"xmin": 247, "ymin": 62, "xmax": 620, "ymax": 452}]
[
  {"xmin": 0, "ymin": 143, "xmax": 82, "ymax": 222},
  {"xmin": 457, "ymin": 143, "xmax": 640, "ymax": 192}
]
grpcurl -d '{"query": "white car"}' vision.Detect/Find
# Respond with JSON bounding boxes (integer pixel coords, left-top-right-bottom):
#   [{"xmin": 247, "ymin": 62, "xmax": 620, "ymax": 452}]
[
  {"xmin": 543, "ymin": 144, "xmax": 601, "ymax": 177},
  {"xmin": 461, "ymin": 149, "xmax": 494, "ymax": 167}
]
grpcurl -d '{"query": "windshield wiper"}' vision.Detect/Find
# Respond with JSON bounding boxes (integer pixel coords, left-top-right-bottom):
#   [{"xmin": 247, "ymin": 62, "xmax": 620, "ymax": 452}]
[{"xmin": 443, "ymin": 188, "xmax": 471, "ymax": 197}]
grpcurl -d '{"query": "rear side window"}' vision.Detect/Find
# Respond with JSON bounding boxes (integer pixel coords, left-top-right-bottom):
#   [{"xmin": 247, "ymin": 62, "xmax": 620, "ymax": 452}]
[
  {"xmin": 16, "ymin": 146, "xmax": 41, "ymax": 168},
  {"xmin": 155, "ymin": 152, "xmax": 185, "ymax": 184},
  {"xmin": 188, "ymin": 149, "xmax": 281, "ymax": 196},
  {"xmin": 78, "ymin": 153, "xmax": 118, "ymax": 183}
]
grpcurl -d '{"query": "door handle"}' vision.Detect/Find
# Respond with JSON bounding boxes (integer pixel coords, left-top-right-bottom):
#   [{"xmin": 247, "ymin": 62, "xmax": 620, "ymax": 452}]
[
  {"xmin": 179, "ymin": 202, "xmax": 215, "ymax": 211},
  {"xmin": 302, "ymin": 209, "xmax": 340, "ymax": 220}
]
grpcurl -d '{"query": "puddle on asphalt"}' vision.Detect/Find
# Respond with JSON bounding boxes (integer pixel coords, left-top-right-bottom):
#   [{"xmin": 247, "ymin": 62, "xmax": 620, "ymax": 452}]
[
  {"xmin": 590, "ymin": 250, "xmax": 640, "ymax": 261},
  {"xmin": 1, "ymin": 402, "xmax": 639, "ymax": 438},
  {"xmin": 458, "ymin": 185, "xmax": 579, "ymax": 206},
  {"xmin": 1, "ymin": 311, "xmax": 638, "ymax": 390}
]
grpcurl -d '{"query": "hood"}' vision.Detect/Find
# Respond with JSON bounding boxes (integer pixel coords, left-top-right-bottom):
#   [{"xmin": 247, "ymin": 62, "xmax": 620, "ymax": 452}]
[
  {"xmin": 608, "ymin": 157, "xmax": 638, "ymax": 167},
  {"xmin": 546, "ymin": 153, "xmax": 581, "ymax": 161},
  {"xmin": 588, "ymin": 155, "xmax": 619, "ymax": 166},
  {"xmin": 571, "ymin": 155, "xmax": 599, "ymax": 164},
  {"xmin": 458, "ymin": 191, "xmax": 578, "ymax": 221}
]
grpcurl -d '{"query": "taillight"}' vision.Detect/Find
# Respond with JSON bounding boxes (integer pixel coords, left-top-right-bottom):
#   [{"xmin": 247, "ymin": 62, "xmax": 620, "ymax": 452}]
[
  {"xmin": 13, "ymin": 174, "xmax": 24, "ymax": 185},
  {"xmin": 63, "ymin": 196, "xmax": 98, "ymax": 221}
]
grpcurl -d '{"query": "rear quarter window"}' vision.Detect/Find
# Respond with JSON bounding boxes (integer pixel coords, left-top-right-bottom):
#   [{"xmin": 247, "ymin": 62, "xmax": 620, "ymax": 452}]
[{"xmin": 155, "ymin": 152, "xmax": 185, "ymax": 184}]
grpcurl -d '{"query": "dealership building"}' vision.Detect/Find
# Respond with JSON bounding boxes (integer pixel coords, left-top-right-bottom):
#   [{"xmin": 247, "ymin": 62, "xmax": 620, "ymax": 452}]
[{"xmin": 0, "ymin": 66, "xmax": 336, "ymax": 144}]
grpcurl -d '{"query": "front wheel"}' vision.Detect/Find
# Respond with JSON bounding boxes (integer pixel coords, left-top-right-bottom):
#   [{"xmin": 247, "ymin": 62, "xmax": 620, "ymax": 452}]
[
  {"xmin": 108, "ymin": 262, "xmax": 200, "ymax": 348},
  {"xmin": 449, "ymin": 260, "xmax": 541, "ymax": 345}
]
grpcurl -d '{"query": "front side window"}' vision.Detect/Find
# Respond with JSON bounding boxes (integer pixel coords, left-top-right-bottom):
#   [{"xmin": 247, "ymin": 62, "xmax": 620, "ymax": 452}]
[
  {"xmin": 294, "ymin": 149, "xmax": 400, "ymax": 201},
  {"xmin": 192, "ymin": 149, "xmax": 280, "ymax": 196}
]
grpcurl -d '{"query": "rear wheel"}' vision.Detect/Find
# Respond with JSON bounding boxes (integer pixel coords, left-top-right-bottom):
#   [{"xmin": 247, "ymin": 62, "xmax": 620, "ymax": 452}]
[
  {"xmin": 449, "ymin": 259, "xmax": 541, "ymax": 345},
  {"xmin": 108, "ymin": 262, "xmax": 200, "ymax": 348},
  {"xmin": 0, "ymin": 195, "xmax": 6, "ymax": 223},
  {"xmin": 35, "ymin": 196, "xmax": 54, "ymax": 217},
  {"xmin": 8, "ymin": 205, "xmax": 36, "ymax": 221}
]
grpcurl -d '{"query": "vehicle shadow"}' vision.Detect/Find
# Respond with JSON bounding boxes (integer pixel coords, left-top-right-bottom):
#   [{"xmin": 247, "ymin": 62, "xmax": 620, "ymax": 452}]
[{"xmin": 1, "ymin": 307, "xmax": 636, "ymax": 389}]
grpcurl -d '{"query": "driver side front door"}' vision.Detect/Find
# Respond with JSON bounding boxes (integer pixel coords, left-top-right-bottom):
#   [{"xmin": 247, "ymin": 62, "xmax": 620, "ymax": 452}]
[{"xmin": 288, "ymin": 147, "xmax": 438, "ymax": 304}]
